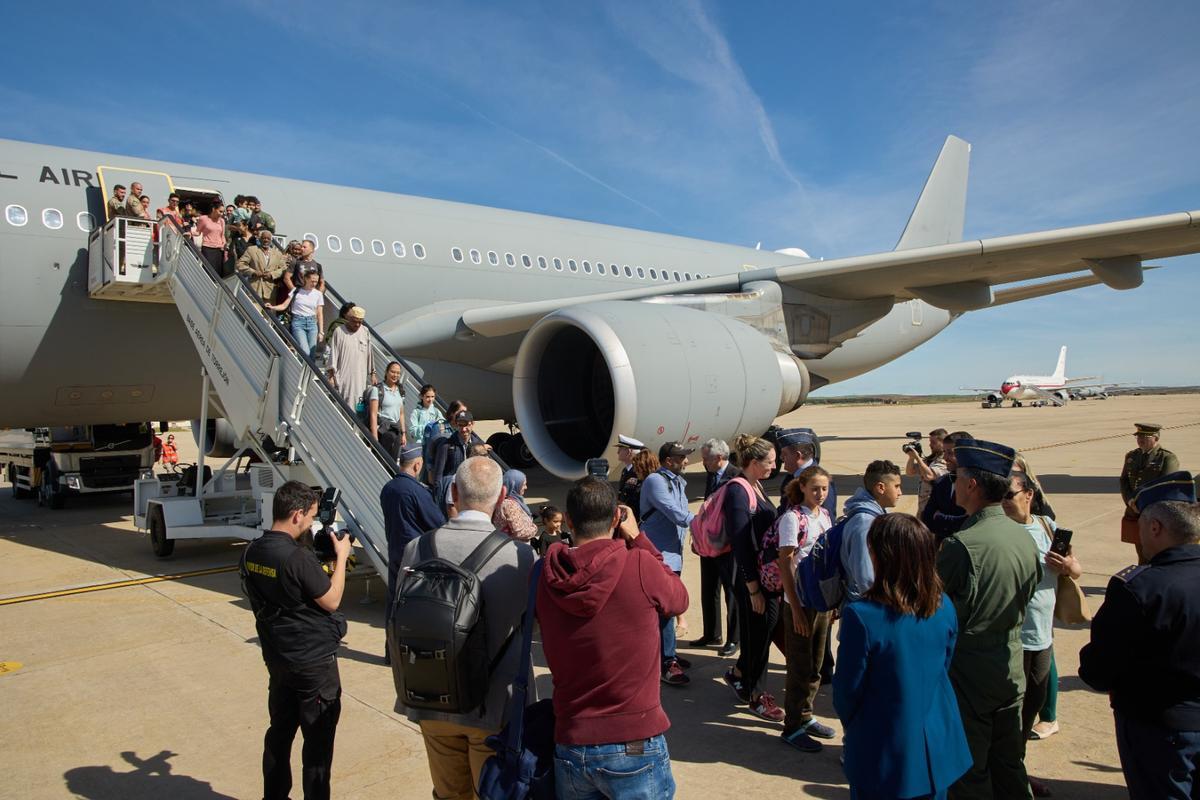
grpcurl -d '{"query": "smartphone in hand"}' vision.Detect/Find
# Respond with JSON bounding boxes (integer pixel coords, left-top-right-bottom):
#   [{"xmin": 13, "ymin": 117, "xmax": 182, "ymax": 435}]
[{"xmin": 1051, "ymin": 528, "xmax": 1073, "ymax": 556}]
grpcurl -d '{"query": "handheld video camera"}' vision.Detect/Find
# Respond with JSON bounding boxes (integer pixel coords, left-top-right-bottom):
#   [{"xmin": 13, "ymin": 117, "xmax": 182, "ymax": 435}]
[
  {"xmin": 901, "ymin": 431, "xmax": 924, "ymax": 457},
  {"xmin": 313, "ymin": 487, "xmax": 355, "ymax": 562}
]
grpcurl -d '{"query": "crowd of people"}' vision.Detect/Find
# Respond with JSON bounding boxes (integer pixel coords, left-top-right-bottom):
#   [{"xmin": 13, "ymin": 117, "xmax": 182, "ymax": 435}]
[{"xmin": 243, "ymin": 402, "xmax": 1199, "ymax": 800}]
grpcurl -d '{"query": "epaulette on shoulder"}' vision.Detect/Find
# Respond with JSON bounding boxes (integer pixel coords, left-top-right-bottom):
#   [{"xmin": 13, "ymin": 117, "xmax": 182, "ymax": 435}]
[{"xmin": 1114, "ymin": 564, "xmax": 1149, "ymax": 583}]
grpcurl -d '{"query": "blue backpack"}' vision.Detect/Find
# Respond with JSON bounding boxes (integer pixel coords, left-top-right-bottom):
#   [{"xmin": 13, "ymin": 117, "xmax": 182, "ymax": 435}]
[{"xmin": 796, "ymin": 509, "xmax": 867, "ymax": 612}]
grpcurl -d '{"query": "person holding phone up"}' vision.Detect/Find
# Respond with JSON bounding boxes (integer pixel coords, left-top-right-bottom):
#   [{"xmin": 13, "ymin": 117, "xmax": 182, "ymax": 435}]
[{"xmin": 1002, "ymin": 469, "xmax": 1081, "ymax": 797}]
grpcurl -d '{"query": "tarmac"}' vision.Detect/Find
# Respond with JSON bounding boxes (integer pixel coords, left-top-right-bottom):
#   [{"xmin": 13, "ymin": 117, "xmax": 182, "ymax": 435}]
[{"xmin": 1, "ymin": 393, "xmax": 1197, "ymax": 799}]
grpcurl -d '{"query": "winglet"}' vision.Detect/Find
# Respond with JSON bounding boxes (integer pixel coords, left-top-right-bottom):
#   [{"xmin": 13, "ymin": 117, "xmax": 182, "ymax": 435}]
[{"xmin": 895, "ymin": 136, "xmax": 971, "ymax": 251}]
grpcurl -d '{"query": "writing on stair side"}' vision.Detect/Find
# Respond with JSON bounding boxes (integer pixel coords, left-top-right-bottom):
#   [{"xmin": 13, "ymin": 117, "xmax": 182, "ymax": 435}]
[{"xmin": 185, "ymin": 313, "xmax": 231, "ymax": 387}]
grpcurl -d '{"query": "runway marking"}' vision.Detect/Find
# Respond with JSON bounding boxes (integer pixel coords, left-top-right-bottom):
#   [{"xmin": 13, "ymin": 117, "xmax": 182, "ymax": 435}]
[
  {"xmin": 1019, "ymin": 421, "xmax": 1200, "ymax": 453},
  {"xmin": 0, "ymin": 661, "xmax": 23, "ymax": 675},
  {"xmin": 0, "ymin": 566, "xmax": 238, "ymax": 606}
]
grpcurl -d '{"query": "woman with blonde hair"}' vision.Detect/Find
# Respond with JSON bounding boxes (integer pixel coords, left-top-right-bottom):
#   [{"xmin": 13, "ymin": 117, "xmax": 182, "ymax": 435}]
[{"xmin": 722, "ymin": 433, "xmax": 784, "ymax": 722}]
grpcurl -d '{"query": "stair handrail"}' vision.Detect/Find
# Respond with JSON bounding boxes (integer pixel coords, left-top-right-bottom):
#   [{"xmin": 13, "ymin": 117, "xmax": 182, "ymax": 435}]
[{"xmin": 158, "ymin": 218, "xmax": 402, "ymax": 480}]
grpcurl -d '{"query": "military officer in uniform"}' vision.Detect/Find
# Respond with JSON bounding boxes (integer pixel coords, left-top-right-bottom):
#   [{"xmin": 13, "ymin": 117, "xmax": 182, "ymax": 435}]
[
  {"xmin": 1080, "ymin": 472, "xmax": 1199, "ymax": 799},
  {"xmin": 615, "ymin": 433, "xmax": 646, "ymax": 508},
  {"xmin": 1120, "ymin": 422, "xmax": 1180, "ymax": 563},
  {"xmin": 936, "ymin": 439, "xmax": 1042, "ymax": 800},
  {"xmin": 241, "ymin": 480, "xmax": 351, "ymax": 800}
]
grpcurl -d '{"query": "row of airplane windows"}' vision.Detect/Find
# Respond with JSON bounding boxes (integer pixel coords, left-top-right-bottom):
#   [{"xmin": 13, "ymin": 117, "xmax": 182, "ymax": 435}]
[
  {"xmin": 301, "ymin": 233, "xmax": 711, "ymax": 282},
  {"xmin": 4, "ymin": 204, "xmax": 710, "ymax": 282}
]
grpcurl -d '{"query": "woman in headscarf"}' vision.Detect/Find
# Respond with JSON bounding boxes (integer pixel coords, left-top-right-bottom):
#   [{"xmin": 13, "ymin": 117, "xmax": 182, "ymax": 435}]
[{"xmin": 494, "ymin": 468, "xmax": 537, "ymax": 542}]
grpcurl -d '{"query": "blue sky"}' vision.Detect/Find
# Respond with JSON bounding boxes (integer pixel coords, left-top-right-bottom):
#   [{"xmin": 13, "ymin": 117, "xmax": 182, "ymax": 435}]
[{"xmin": 2, "ymin": 1, "xmax": 1198, "ymax": 393}]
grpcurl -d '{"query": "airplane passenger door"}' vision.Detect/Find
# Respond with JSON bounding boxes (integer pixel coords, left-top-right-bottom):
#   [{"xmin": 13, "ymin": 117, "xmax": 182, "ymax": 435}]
[{"xmin": 96, "ymin": 167, "xmax": 175, "ymax": 221}]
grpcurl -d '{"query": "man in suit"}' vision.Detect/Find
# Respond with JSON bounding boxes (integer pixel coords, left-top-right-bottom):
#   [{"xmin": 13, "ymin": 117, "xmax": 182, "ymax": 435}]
[
  {"xmin": 693, "ymin": 438, "xmax": 740, "ymax": 656},
  {"xmin": 237, "ymin": 228, "xmax": 289, "ymax": 303}
]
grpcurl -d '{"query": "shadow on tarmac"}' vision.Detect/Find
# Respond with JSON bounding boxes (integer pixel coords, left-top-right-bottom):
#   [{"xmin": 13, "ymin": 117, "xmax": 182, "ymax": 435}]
[{"xmin": 64, "ymin": 750, "xmax": 235, "ymax": 799}]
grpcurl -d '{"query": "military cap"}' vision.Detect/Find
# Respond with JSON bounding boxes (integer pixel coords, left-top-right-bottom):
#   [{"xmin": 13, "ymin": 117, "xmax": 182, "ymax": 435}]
[
  {"xmin": 659, "ymin": 441, "xmax": 695, "ymax": 460},
  {"xmin": 775, "ymin": 427, "xmax": 817, "ymax": 449},
  {"xmin": 953, "ymin": 438, "xmax": 1016, "ymax": 477},
  {"xmin": 398, "ymin": 443, "xmax": 424, "ymax": 463},
  {"xmin": 1133, "ymin": 470, "xmax": 1196, "ymax": 513},
  {"xmin": 616, "ymin": 434, "xmax": 646, "ymax": 450},
  {"xmin": 1133, "ymin": 422, "xmax": 1163, "ymax": 436}
]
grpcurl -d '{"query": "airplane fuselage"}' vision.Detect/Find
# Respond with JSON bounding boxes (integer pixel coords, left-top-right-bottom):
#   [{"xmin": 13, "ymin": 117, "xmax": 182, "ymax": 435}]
[{"xmin": 0, "ymin": 138, "xmax": 950, "ymax": 428}]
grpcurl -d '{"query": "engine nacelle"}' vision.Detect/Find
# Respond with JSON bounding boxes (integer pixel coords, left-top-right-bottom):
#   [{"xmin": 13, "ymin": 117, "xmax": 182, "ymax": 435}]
[
  {"xmin": 1053, "ymin": 389, "xmax": 1070, "ymax": 403},
  {"xmin": 191, "ymin": 418, "xmax": 242, "ymax": 458},
  {"xmin": 513, "ymin": 301, "xmax": 809, "ymax": 478}
]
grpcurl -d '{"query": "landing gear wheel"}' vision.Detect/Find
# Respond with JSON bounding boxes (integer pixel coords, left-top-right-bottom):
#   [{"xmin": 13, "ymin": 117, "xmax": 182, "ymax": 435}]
[
  {"xmin": 508, "ymin": 433, "xmax": 537, "ymax": 469},
  {"xmin": 149, "ymin": 506, "xmax": 175, "ymax": 558},
  {"xmin": 486, "ymin": 432, "xmax": 514, "ymax": 455}
]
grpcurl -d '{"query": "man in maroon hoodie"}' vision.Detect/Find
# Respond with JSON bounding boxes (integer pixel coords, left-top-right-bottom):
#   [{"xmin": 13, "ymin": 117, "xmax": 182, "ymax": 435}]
[{"xmin": 537, "ymin": 477, "xmax": 689, "ymax": 799}]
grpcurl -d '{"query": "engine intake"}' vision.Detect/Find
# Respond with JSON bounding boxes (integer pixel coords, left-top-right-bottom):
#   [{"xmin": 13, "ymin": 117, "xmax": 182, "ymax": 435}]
[{"xmin": 513, "ymin": 301, "xmax": 809, "ymax": 478}]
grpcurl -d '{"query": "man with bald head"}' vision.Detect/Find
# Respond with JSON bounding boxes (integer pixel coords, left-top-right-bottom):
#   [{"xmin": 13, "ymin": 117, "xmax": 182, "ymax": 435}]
[{"xmin": 396, "ymin": 456, "xmax": 535, "ymax": 800}]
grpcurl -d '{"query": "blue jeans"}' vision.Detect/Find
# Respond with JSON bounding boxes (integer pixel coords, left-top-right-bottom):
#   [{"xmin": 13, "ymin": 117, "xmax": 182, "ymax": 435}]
[
  {"xmin": 1115, "ymin": 712, "xmax": 1200, "ymax": 799},
  {"xmin": 554, "ymin": 735, "xmax": 675, "ymax": 799},
  {"xmin": 291, "ymin": 314, "xmax": 318, "ymax": 355},
  {"xmin": 658, "ymin": 570, "xmax": 680, "ymax": 665}
]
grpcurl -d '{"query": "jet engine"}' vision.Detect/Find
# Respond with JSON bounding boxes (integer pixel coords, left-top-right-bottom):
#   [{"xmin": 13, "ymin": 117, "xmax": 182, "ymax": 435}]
[
  {"xmin": 1053, "ymin": 389, "xmax": 1071, "ymax": 403},
  {"xmin": 191, "ymin": 418, "xmax": 242, "ymax": 458},
  {"xmin": 513, "ymin": 301, "xmax": 809, "ymax": 478}
]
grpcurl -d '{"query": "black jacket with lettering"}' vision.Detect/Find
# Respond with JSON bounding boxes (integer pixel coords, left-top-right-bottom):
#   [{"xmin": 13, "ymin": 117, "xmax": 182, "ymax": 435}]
[
  {"xmin": 241, "ymin": 531, "xmax": 345, "ymax": 667},
  {"xmin": 1079, "ymin": 543, "xmax": 1200, "ymax": 729}
]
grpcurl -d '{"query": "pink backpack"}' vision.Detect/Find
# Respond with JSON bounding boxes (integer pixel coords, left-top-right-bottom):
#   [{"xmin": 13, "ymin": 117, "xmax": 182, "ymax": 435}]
[{"xmin": 689, "ymin": 477, "xmax": 756, "ymax": 558}]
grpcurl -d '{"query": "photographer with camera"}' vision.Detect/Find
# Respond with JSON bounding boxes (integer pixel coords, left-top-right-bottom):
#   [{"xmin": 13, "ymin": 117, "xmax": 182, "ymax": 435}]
[
  {"xmin": 240, "ymin": 480, "xmax": 352, "ymax": 800},
  {"xmin": 904, "ymin": 428, "xmax": 948, "ymax": 516}
]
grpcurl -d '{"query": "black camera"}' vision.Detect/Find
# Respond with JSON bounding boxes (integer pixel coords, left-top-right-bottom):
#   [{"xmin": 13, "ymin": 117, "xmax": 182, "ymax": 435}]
[
  {"xmin": 312, "ymin": 487, "xmax": 355, "ymax": 562},
  {"xmin": 585, "ymin": 457, "xmax": 610, "ymax": 479},
  {"xmin": 901, "ymin": 431, "xmax": 924, "ymax": 457}
]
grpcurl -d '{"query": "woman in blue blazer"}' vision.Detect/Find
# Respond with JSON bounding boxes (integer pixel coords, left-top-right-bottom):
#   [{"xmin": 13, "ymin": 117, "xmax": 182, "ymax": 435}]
[{"xmin": 834, "ymin": 513, "xmax": 972, "ymax": 800}]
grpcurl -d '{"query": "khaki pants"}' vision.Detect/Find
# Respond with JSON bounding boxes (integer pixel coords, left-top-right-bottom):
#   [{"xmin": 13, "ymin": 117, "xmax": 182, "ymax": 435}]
[
  {"xmin": 780, "ymin": 602, "xmax": 831, "ymax": 733},
  {"xmin": 419, "ymin": 719, "xmax": 497, "ymax": 800}
]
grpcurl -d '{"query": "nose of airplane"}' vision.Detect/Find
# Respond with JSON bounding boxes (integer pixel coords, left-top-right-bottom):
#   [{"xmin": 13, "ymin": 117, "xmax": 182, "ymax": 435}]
[{"xmin": 1001, "ymin": 381, "xmax": 1016, "ymax": 395}]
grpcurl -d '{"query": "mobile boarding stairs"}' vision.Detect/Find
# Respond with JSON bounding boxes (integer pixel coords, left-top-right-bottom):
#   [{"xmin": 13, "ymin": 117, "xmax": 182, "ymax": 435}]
[{"xmin": 87, "ymin": 217, "xmax": 447, "ymax": 576}]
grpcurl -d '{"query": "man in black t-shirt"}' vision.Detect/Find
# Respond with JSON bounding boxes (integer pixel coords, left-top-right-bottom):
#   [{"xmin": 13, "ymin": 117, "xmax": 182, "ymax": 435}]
[
  {"xmin": 242, "ymin": 481, "xmax": 351, "ymax": 800},
  {"xmin": 285, "ymin": 239, "xmax": 326, "ymax": 292}
]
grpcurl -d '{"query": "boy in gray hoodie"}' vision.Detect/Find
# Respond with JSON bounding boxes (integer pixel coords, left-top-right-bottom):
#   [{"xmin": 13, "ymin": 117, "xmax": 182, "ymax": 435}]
[{"xmin": 839, "ymin": 460, "xmax": 903, "ymax": 600}]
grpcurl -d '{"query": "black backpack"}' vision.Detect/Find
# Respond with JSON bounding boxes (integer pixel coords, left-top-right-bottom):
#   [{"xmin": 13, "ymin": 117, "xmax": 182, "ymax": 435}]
[{"xmin": 389, "ymin": 528, "xmax": 514, "ymax": 714}]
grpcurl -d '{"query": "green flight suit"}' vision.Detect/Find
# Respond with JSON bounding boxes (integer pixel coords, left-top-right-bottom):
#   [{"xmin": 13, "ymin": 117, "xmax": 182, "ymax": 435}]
[{"xmin": 937, "ymin": 504, "xmax": 1042, "ymax": 800}]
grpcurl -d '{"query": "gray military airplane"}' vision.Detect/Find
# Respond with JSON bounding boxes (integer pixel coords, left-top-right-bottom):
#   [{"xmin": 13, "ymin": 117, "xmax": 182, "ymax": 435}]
[{"xmin": 1, "ymin": 135, "xmax": 1197, "ymax": 477}]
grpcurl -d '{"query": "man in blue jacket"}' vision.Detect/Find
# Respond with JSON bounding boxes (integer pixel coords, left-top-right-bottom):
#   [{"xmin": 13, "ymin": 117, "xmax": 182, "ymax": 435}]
[
  {"xmin": 380, "ymin": 443, "xmax": 446, "ymax": 662},
  {"xmin": 640, "ymin": 441, "xmax": 696, "ymax": 686},
  {"xmin": 840, "ymin": 460, "xmax": 903, "ymax": 601}
]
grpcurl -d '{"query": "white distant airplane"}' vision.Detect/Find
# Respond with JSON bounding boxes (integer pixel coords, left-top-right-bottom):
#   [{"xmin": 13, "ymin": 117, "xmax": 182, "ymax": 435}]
[{"xmin": 971, "ymin": 346, "xmax": 1119, "ymax": 407}]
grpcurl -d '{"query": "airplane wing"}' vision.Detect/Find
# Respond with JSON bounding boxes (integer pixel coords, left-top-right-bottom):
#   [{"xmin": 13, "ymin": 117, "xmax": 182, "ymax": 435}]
[
  {"xmin": 449, "ymin": 209, "xmax": 1199, "ymax": 339},
  {"xmin": 768, "ymin": 210, "xmax": 1200, "ymax": 311}
]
